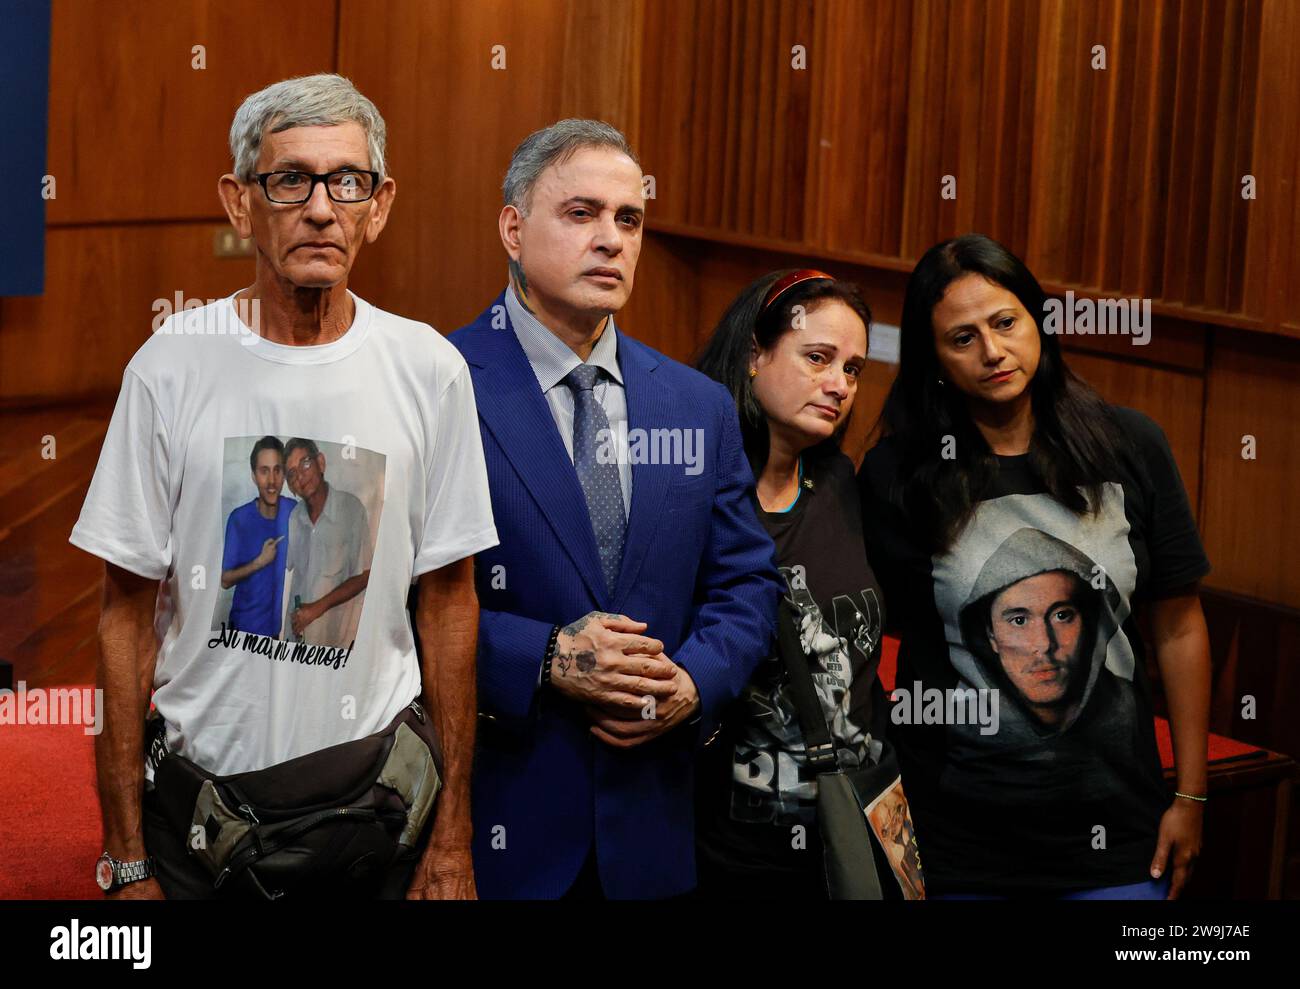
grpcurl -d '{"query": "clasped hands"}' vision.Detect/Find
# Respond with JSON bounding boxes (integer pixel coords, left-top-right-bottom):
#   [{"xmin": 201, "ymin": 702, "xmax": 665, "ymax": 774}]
[{"xmin": 548, "ymin": 611, "xmax": 700, "ymax": 748}]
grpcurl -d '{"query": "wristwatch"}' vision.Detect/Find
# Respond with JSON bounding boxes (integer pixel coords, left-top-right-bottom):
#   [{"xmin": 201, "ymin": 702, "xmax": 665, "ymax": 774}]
[{"xmin": 95, "ymin": 852, "xmax": 156, "ymax": 893}]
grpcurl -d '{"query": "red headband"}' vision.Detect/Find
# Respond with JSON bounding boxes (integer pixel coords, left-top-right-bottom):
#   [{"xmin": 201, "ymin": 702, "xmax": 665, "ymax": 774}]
[{"xmin": 761, "ymin": 268, "xmax": 835, "ymax": 312}]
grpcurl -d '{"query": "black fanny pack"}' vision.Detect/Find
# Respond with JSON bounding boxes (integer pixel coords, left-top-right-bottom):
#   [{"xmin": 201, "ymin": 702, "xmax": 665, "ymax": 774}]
[{"xmin": 151, "ymin": 700, "xmax": 443, "ymax": 900}]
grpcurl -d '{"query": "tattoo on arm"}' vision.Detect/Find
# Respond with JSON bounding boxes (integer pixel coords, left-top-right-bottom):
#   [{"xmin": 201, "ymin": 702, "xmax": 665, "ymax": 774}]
[{"xmin": 575, "ymin": 650, "xmax": 597, "ymax": 673}]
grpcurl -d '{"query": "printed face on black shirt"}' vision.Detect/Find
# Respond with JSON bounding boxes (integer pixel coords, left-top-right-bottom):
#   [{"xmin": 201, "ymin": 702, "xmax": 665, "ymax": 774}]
[
  {"xmin": 955, "ymin": 524, "xmax": 1118, "ymax": 741},
  {"xmin": 984, "ymin": 570, "xmax": 1090, "ymax": 728}
]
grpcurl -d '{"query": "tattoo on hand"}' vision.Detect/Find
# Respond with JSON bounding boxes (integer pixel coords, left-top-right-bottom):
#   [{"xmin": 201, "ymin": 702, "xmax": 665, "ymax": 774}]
[
  {"xmin": 556, "ymin": 613, "xmax": 622, "ymax": 679},
  {"xmin": 562, "ymin": 611, "xmax": 620, "ymax": 639}
]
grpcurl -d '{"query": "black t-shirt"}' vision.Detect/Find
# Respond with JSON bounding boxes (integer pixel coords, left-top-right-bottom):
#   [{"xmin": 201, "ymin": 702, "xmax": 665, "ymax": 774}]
[
  {"xmin": 696, "ymin": 449, "xmax": 888, "ymax": 881},
  {"xmin": 858, "ymin": 406, "xmax": 1210, "ymax": 894}
]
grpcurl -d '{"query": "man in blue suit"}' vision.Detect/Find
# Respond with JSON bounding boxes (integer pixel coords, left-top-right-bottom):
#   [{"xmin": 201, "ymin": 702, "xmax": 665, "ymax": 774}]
[{"xmin": 449, "ymin": 119, "xmax": 781, "ymax": 899}]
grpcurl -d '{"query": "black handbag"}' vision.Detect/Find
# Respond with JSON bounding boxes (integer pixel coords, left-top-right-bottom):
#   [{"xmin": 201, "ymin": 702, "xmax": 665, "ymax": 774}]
[
  {"xmin": 776, "ymin": 598, "xmax": 924, "ymax": 900},
  {"xmin": 152, "ymin": 700, "xmax": 443, "ymax": 900}
]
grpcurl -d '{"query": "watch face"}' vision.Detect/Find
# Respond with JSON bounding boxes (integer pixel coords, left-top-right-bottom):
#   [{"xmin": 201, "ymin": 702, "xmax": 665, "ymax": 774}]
[{"xmin": 95, "ymin": 856, "xmax": 115, "ymax": 891}]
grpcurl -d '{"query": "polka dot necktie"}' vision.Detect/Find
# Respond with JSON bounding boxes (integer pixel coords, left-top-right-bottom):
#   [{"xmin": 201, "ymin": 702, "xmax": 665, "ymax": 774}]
[{"xmin": 564, "ymin": 364, "xmax": 626, "ymax": 595}]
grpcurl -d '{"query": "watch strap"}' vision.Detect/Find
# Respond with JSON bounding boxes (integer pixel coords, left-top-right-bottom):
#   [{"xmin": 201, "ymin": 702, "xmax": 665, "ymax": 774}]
[{"xmin": 116, "ymin": 857, "xmax": 155, "ymax": 886}]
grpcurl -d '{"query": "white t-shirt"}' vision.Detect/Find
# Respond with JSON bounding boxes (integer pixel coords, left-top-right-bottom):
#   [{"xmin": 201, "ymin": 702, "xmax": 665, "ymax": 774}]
[{"xmin": 71, "ymin": 292, "xmax": 498, "ymax": 777}]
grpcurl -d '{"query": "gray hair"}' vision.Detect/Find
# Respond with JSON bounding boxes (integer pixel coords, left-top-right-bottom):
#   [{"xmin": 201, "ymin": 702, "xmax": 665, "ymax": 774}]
[
  {"xmin": 229, "ymin": 74, "xmax": 387, "ymax": 181},
  {"xmin": 283, "ymin": 437, "xmax": 322, "ymax": 463},
  {"xmin": 502, "ymin": 118, "xmax": 639, "ymax": 214}
]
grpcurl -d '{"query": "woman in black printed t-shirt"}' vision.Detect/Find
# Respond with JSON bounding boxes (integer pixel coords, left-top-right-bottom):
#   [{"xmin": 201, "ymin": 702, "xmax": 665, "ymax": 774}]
[
  {"xmin": 858, "ymin": 233, "xmax": 1211, "ymax": 899},
  {"xmin": 693, "ymin": 269, "xmax": 922, "ymax": 900}
]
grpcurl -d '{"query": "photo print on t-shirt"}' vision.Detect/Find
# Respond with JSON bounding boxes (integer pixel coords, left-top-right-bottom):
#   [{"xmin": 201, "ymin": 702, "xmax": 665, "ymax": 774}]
[
  {"xmin": 210, "ymin": 434, "xmax": 385, "ymax": 662},
  {"xmin": 929, "ymin": 483, "xmax": 1144, "ymax": 802},
  {"xmin": 730, "ymin": 566, "xmax": 884, "ymax": 825}
]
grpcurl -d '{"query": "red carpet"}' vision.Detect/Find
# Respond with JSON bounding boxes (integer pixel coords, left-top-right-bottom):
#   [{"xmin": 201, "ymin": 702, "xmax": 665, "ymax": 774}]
[
  {"xmin": 0, "ymin": 659, "xmax": 1262, "ymax": 899},
  {"xmin": 0, "ymin": 717, "xmax": 103, "ymax": 898}
]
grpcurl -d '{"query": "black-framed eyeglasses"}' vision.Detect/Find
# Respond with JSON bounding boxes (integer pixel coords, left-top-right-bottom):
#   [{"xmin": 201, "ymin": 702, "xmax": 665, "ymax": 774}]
[{"xmin": 253, "ymin": 170, "xmax": 380, "ymax": 204}]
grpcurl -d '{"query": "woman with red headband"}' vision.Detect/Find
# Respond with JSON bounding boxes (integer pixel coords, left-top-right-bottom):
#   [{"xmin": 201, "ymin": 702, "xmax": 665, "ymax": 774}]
[{"xmin": 693, "ymin": 270, "xmax": 922, "ymax": 900}]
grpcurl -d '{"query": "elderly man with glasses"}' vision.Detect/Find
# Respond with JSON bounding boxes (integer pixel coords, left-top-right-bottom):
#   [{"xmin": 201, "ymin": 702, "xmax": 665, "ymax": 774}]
[{"xmin": 71, "ymin": 74, "xmax": 497, "ymax": 900}]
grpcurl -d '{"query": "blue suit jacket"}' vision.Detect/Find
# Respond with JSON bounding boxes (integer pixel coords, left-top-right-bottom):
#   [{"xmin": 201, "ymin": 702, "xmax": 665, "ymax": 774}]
[{"xmin": 449, "ymin": 295, "xmax": 781, "ymax": 899}]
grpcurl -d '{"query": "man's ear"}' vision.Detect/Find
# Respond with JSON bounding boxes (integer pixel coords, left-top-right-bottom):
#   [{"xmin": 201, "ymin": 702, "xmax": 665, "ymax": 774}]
[
  {"xmin": 316, "ymin": 452, "xmax": 326, "ymax": 476},
  {"xmin": 364, "ymin": 176, "xmax": 397, "ymax": 243},
  {"xmin": 218, "ymin": 174, "xmax": 253, "ymax": 240},
  {"xmin": 499, "ymin": 204, "xmax": 523, "ymax": 260}
]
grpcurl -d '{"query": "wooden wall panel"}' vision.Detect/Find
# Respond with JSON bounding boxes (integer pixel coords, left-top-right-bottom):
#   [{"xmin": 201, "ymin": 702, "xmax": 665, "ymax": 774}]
[
  {"xmin": 1201, "ymin": 330, "xmax": 1300, "ymax": 606},
  {"xmin": 898, "ymin": 0, "xmax": 1042, "ymax": 261},
  {"xmin": 1027, "ymin": 0, "xmax": 1261, "ymax": 316},
  {"xmin": 338, "ymin": 0, "xmax": 644, "ymax": 335},
  {"xmin": 1059, "ymin": 313, "xmax": 1208, "ymax": 373},
  {"xmin": 46, "ymin": 0, "xmax": 338, "ymax": 225},
  {"xmin": 638, "ymin": 0, "xmax": 1288, "ymax": 334},
  {"xmin": 560, "ymin": 0, "xmax": 643, "ymax": 133},
  {"xmin": 636, "ymin": 0, "xmax": 689, "ymax": 230},
  {"xmin": 1242, "ymin": 0, "xmax": 1300, "ymax": 337},
  {"xmin": 637, "ymin": 0, "xmax": 816, "ymax": 242},
  {"xmin": 809, "ymin": 0, "xmax": 913, "ymax": 258},
  {"xmin": 0, "ymin": 224, "xmax": 255, "ymax": 403},
  {"xmin": 639, "ymin": 0, "xmax": 1279, "ymax": 331},
  {"xmin": 1117, "ymin": 0, "xmax": 1176, "ymax": 303}
]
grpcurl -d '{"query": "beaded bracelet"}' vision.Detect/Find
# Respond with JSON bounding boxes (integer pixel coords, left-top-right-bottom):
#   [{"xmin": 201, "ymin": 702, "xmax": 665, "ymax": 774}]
[
  {"xmin": 1174, "ymin": 791, "xmax": 1208, "ymax": 803},
  {"xmin": 540, "ymin": 624, "xmax": 561, "ymax": 685}
]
